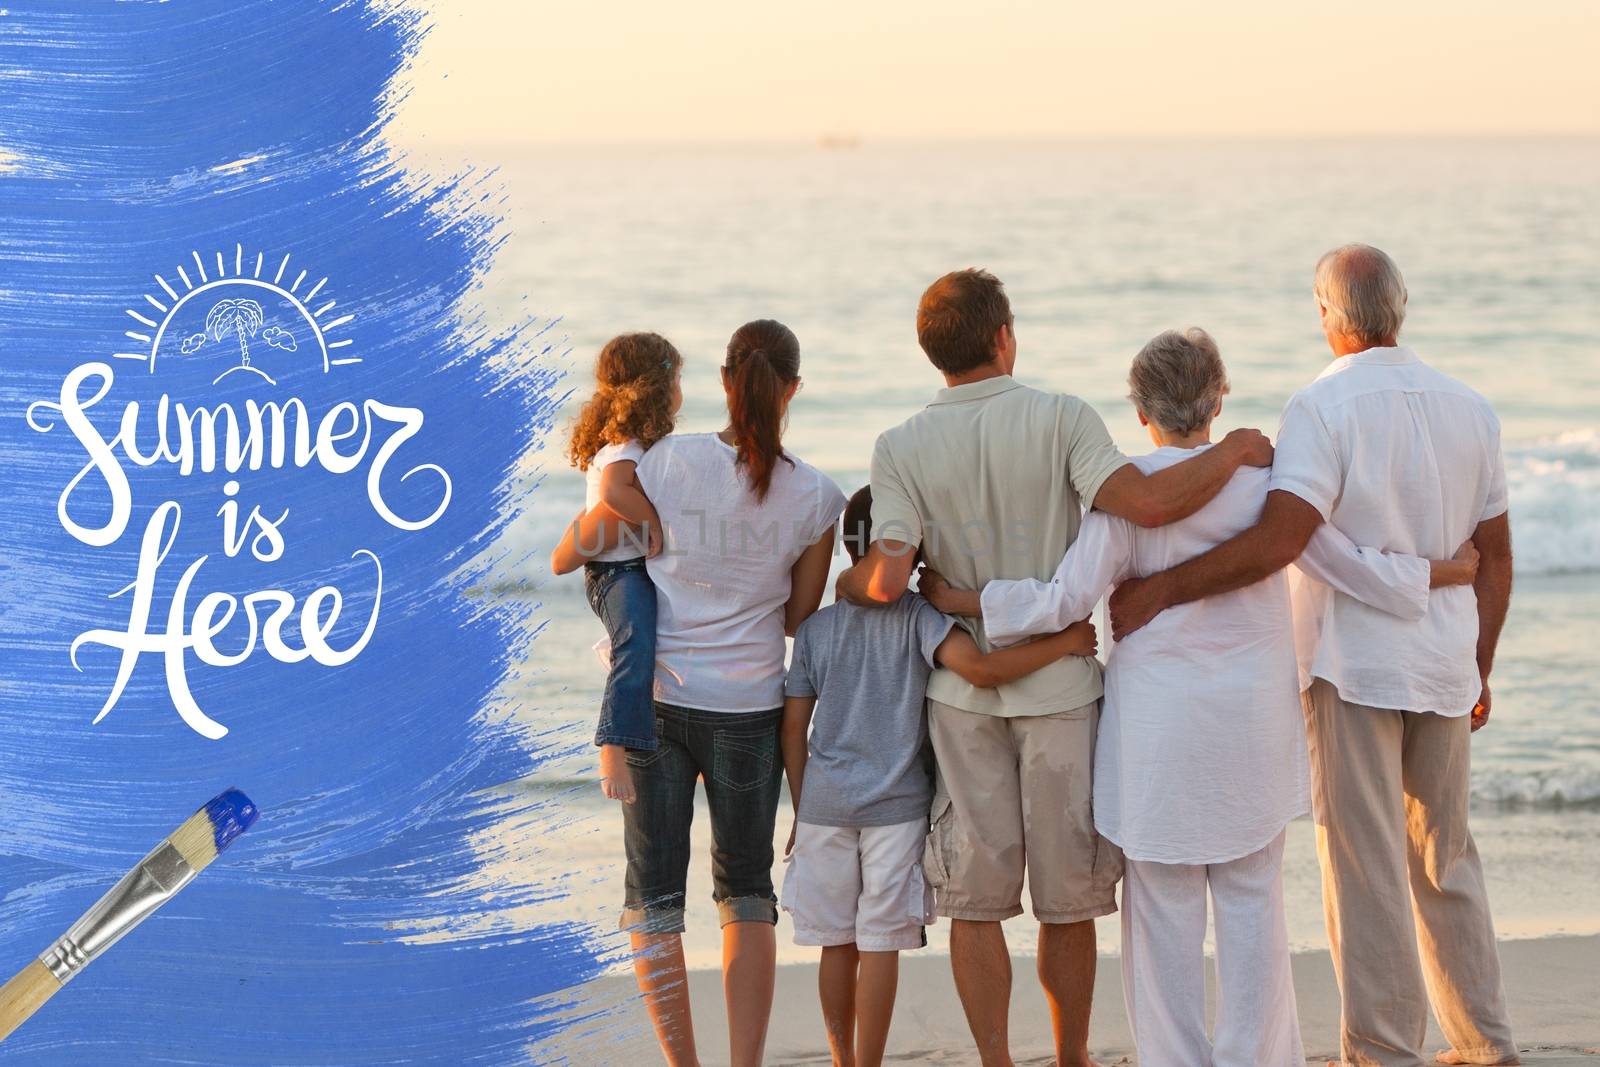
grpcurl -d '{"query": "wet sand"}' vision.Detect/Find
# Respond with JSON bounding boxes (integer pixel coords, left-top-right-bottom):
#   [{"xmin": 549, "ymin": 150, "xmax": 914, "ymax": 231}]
[{"xmin": 539, "ymin": 934, "xmax": 1599, "ymax": 1065}]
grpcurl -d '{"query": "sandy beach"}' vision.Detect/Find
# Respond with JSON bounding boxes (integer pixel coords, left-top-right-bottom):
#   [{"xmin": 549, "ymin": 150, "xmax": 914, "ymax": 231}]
[{"xmin": 539, "ymin": 935, "xmax": 1598, "ymax": 1065}]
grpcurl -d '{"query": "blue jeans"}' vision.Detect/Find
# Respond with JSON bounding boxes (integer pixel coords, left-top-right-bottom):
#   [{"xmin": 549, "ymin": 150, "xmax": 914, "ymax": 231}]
[
  {"xmin": 583, "ymin": 558, "xmax": 658, "ymax": 751},
  {"xmin": 619, "ymin": 702, "xmax": 784, "ymax": 933}
]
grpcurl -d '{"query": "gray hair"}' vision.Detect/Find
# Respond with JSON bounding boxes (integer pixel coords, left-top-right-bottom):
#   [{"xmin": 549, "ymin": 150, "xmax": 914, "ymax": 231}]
[
  {"xmin": 1127, "ymin": 328, "xmax": 1230, "ymax": 436},
  {"xmin": 1313, "ymin": 244, "xmax": 1408, "ymax": 347}
]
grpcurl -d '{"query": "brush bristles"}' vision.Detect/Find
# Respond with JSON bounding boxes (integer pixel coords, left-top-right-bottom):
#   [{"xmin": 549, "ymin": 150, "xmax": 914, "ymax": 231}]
[
  {"xmin": 168, "ymin": 788, "xmax": 258, "ymax": 872},
  {"xmin": 168, "ymin": 809, "xmax": 221, "ymax": 872}
]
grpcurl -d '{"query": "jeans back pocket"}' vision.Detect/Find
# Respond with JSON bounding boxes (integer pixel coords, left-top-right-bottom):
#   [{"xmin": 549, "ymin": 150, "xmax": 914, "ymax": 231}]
[{"xmin": 711, "ymin": 727, "xmax": 776, "ymax": 793}]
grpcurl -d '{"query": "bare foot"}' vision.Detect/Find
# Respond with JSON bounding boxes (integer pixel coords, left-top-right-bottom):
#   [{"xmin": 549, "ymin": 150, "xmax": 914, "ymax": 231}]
[
  {"xmin": 1436, "ymin": 1052, "xmax": 1521, "ymax": 1065},
  {"xmin": 599, "ymin": 744, "xmax": 636, "ymax": 803}
]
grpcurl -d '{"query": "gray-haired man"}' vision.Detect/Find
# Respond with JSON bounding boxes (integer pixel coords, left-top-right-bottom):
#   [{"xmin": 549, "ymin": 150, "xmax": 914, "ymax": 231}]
[{"xmin": 1111, "ymin": 245, "xmax": 1519, "ymax": 1067}]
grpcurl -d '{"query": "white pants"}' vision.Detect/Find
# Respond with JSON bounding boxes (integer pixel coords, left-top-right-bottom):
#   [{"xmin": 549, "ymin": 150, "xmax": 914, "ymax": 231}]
[{"xmin": 1120, "ymin": 830, "xmax": 1303, "ymax": 1067}]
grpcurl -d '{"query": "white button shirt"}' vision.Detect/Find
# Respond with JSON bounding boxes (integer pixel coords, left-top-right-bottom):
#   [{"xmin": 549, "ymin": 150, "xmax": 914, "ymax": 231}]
[
  {"xmin": 980, "ymin": 447, "xmax": 1431, "ymax": 864},
  {"xmin": 1271, "ymin": 347, "xmax": 1508, "ymax": 715}
]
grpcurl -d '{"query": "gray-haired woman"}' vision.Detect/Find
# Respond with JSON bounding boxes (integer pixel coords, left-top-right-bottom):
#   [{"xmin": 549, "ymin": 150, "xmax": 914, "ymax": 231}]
[{"xmin": 923, "ymin": 328, "xmax": 1480, "ymax": 1066}]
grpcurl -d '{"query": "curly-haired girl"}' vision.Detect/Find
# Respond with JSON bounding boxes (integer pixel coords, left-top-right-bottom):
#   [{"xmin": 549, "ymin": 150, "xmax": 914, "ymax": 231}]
[{"xmin": 552, "ymin": 332, "xmax": 683, "ymax": 803}]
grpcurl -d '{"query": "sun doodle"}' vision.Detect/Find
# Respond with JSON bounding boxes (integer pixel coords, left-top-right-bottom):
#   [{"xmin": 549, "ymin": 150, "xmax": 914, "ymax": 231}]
[{"xmin": 113, "ymin": 243, "xmax": 360, "ymax": 386}]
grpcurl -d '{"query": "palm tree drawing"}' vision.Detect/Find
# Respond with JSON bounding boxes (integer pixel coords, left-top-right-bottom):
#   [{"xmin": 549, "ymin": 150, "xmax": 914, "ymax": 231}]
[
  {"xmin": 179, "ymin": 297, "xmax": 298, "ymax": 386},
  {"xmin": 205, "ymin": 298, "xmax": 274, "ymax": 385}
]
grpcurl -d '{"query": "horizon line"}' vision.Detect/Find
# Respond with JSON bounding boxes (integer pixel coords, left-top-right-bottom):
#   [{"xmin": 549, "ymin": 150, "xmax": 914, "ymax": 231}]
[{"xmin": 391, "ymin": 131, "xmax": 1600, "ymax": 150}]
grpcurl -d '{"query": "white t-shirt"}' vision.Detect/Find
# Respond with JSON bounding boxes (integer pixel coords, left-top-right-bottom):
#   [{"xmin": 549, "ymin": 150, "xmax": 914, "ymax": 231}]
[
  {"xmin": 980, "ymin": 446, "xmax": 1431, "ymax": 864},
  {"xmin": 637, "ymin": 433, "xmax": 848, "ymax": 713},
  {"xmin": 582, "ymin": 440, "xmax": 648, "ymax": 562},
  {"xmin": 1270, "ymin": 347, "xmax": 1508, "ymax": 715}
]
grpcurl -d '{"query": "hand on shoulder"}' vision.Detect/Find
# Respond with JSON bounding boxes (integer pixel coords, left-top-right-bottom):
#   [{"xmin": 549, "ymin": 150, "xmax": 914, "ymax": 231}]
[{"xmin": 1222, "ymin": 427, "xmax": 1274, "ymax": 468}]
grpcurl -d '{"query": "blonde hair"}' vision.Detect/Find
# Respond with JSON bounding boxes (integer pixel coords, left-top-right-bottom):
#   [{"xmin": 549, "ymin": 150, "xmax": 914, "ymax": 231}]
[{"xmin": 565, "ymin": 332, "xmax": 681, "ymax": 471}]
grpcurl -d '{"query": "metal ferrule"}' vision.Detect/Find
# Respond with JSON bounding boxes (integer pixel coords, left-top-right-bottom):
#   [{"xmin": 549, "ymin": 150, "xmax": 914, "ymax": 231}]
[{"xmin": 38, "ymin": 840, "xmax": 197, "ymax": 985}]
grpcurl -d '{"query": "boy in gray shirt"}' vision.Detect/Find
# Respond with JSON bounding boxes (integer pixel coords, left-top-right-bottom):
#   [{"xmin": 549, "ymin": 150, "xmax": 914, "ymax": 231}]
[{"xmin": 780, "ymin": 486, "xmax": 1097, "ymax": 1067}]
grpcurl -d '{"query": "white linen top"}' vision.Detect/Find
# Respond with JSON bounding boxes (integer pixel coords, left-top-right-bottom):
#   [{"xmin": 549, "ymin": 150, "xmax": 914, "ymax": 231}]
[
  {"xmin": 980, "ymin": 446, "xmax": 1431, "ymax": 864},
  {"xmin": 582, "ymin": 439, "xmax": 647, "ymax": 562},
  {"xmin": 1271, "ymin": 347, "xmax": 1508, "ymax": 714},
  {"xmin": 636, "ymin": 433, "xmax": 847, "ymax": 713}
]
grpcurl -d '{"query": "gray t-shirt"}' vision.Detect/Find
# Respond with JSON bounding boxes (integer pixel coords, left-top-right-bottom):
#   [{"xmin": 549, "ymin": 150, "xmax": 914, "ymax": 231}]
[{"xmin": 784, "ymin": 594, "xmax": 956, "ymax": 827}]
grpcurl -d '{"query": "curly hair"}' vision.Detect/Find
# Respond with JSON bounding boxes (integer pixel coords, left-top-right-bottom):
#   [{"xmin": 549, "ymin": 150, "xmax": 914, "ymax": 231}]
[{"xmin": 565, "ymin": 332, "xmax": 682, "ymax": 471}]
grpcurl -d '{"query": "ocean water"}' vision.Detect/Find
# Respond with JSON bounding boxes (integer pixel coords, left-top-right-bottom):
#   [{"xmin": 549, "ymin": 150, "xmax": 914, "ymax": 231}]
[{"xmin": 450, "ymin": 139, "xmax": 1600, "ymax": 968}]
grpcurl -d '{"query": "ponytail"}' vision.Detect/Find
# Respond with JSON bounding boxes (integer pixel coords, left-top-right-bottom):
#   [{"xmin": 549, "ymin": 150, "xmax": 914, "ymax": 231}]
[{"xmin": 724, "ymin": 320, "xmax": 800, "ymax": 502}]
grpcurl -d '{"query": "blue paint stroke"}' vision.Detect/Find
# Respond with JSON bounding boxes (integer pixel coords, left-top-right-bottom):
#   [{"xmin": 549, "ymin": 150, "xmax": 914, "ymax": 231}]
[{"xmin": 0, "ymin": 2, "xmax": 599, "ymax": 1063}]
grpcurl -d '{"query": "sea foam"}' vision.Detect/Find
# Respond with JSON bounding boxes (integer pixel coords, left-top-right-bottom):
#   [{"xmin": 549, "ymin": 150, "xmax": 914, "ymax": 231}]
[
  {"xmin": 1507, "ymin": 430, "xmax": 1600, "ymax": 576},
  {"xmin": 1472, "ymin": 766, "xmax": 1600, "ymax": 809}
]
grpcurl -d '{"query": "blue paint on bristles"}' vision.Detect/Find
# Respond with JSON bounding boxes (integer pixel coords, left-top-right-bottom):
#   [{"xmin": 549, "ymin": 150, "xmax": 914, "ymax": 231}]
[{"xmin": 202, "ymin": 789, "xmax": 259, "ymax": 855}]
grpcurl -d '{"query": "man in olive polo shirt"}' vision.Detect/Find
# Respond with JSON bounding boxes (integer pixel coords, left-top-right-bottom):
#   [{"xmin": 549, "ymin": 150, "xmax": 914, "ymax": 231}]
[{"xmin": 837, "ymin": 269, "xmax": 1272, "ymax": 1067}]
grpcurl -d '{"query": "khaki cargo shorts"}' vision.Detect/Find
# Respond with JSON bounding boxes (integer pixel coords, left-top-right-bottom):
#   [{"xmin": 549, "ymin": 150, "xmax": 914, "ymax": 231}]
[{"xmin": 924, "ymin": 698, "xmax": 1122, "ymax": 924}]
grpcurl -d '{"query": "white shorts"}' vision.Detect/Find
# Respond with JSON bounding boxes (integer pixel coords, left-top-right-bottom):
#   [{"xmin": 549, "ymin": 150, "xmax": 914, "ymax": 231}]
[{"xmin": 780, "ymin": 818, "xmax": 936, "ymax": 952}]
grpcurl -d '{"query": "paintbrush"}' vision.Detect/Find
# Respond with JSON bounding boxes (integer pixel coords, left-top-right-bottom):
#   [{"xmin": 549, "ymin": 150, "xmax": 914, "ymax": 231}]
[{"xmin": 0, "ymin": 787, "xmax": 259, "ymax": 1041}]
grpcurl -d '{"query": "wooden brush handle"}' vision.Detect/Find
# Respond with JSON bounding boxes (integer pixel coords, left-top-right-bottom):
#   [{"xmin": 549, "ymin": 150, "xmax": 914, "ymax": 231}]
[{"xmin": 0, "ymin": 959, "xmax": 61, "ymax": 1041}]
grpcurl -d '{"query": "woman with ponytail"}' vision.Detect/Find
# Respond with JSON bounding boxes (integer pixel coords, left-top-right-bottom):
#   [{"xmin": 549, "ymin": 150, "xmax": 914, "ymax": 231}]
[{"xmin": 625, "ymin": 319, "xmax": 847, "ymax": 1067}]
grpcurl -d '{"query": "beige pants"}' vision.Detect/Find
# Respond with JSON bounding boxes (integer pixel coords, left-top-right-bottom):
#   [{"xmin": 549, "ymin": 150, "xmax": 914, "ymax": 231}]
[
  {"xmin": 1303, "ymin": 678, "xmax": 1516, "ymax": 1067},
  {"xmin": 925, "ymin": 699, "xmax": 1121, "ymax": 923}
]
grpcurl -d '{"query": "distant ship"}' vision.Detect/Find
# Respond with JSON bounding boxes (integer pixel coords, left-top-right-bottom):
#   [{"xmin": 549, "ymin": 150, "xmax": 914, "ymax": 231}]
[{"xmin": 817, "ymin": 133, "xmax": 862, "ymax": 150}]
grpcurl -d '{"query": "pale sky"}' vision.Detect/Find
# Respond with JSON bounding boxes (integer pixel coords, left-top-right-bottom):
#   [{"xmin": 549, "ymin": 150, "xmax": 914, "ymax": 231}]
[{"xmin": 391, "ymin": 0, "xmax": 1600, "ymax": 144}]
